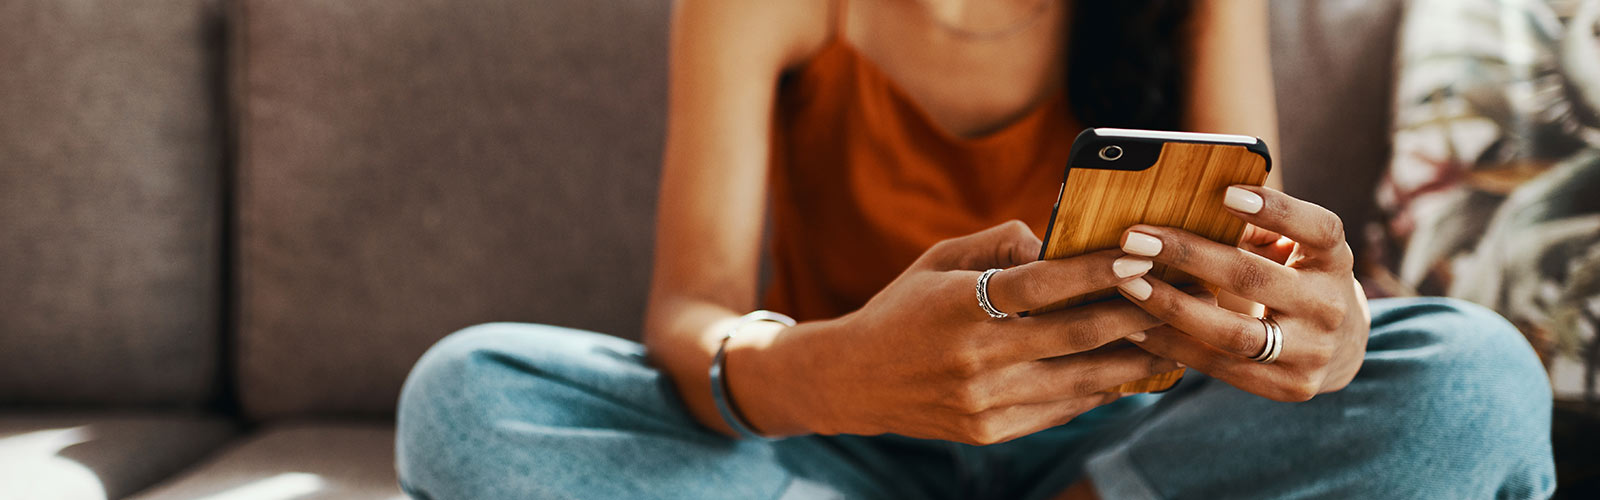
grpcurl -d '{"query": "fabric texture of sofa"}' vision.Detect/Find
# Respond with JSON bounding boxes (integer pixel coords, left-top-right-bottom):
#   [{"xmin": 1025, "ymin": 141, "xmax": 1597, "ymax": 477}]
[{"xmin": 1, "ymin": 0, "xmax": 1459, "ymax": 498}]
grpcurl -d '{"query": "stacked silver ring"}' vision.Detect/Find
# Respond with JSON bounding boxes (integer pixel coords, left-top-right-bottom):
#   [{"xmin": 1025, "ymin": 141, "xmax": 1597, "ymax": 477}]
[
  {"xmin": 1252, "ymin": 316, "xmax": 1283, "ymax": 364},
  {"xmin": 975, "ymin": 268, "xmax": 1009, "ymax": 319}
]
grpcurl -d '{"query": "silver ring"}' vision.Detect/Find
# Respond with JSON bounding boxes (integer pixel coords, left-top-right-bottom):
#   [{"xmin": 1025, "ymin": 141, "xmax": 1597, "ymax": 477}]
[
  {"xmin": 1252, "ymin": 316, "xmax": 1283, "ymax": 364},
  {"xmin": 1250, "ymin": 317, "xmax": 1273, "ymax": 362},
  {"xmin": 1264, "ymin": 316, "xmax": 1284, "ymax": 364},
  {"xmin": 975, "ymin": 268, "xmax": 1009, "ymax": 319}
]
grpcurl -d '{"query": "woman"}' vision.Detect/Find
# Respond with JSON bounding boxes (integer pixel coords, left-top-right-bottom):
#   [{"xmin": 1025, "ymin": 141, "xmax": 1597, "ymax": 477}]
[{"xmin": 396, "ymin": 1, "xmax": 1556, "ymax": 498}]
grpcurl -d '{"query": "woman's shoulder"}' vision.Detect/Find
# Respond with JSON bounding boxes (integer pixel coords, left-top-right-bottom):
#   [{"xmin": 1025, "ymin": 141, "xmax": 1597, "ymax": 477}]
[{"xmin": 675, "ymin": 0, "xmax": 834, "ymax": 73}]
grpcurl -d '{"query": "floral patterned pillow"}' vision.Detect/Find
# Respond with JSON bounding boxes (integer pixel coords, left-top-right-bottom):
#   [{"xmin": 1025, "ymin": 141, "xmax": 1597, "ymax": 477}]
[{"xmin": 1368, "ymin": 0, "xmax": 1600, "ymax": 402}]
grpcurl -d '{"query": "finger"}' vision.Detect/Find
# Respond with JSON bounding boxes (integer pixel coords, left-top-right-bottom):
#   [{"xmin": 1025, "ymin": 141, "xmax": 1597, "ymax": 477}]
[
  {"xmin": 1116, "ymin": 275, "xmax": 1269, "ymax": 358},
  {"xmin": 960, "ymin": 393, "xmax": 1121, "ymax": 445},
  {"xmin": 988, "ymin": 298, "xmax": 1165, "ymax": 360},
  {"xmin": 923, "ymin": 220, "xmax": 1043, "ymax": 271},
  {"xmin": 984, "ymin": 249, "xmax": 1152, "ymax": 314},
  {"xmin": 1239, "ymin": 224, "xmax": 1282, "ymax": 247},
  {"xmin": 1240, "ymin": 225, "xmax": 1296, "ymax": 265},
  {"xmin": 1127, "ymin": 326, "xmax": 1313, "ymax": 402},
  {"xmin": 1120, "ymin": 225, "xmax": 1307, "ymax": 310},
  {"xmin": 985, "ymin": 346, "xmax": 1182, "ymax": 406},
  {"xmin": 1221, "ymin": 186, "xmax": 1353, "ymax": 269}
]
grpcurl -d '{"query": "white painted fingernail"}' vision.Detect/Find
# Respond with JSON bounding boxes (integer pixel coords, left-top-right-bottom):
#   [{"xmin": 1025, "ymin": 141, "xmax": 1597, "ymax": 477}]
[
  {"xmin": 1224, "ymin": 186, "xmax": 1264, "ymax": 214},
  {"xmin": 1122, "ymin": 232, "xmax": 1162, "ymax": 257},
  {"xmin": 1118, "ymin": 277, "xmax": 1153, "ymax": 301},
  {"xmin": 1126, "ymin": 330, "xmax": 1148, "ymax": 342},
  {"xmin": 1113, "ymin": 256, "xmax": 1153, "ymax": 278}
]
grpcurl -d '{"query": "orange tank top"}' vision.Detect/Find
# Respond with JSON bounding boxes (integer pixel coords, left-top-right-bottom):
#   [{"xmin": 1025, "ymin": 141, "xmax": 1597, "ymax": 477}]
[{"xmin": 764, "ymin": 2, "xmax": 1082, "ymax": 321}]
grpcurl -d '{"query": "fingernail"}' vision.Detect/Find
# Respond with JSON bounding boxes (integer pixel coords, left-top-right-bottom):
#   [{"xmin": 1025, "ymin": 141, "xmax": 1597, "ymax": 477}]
[
  {"xmin": 1224, "ymin": 186, "xmax": 1264, "ymax": 214},
  {"xmin": 1126, "ymin": 330, "xmax": 1148, "ymax": 342},
  {"xmin": 1122, "ymin": 231, "xmax": 1162, "ymax": 257},
  {"xmin": 1175, "ymin": 362, "xmax": 1186, "ymax": 369},
  {"xmin": 1112, "ymin": 256, "xmax": 1153, "ymax": 278},
  {"xmin": 1118, "ymin": 277, "xmax": 1153, "ymax": 301}
]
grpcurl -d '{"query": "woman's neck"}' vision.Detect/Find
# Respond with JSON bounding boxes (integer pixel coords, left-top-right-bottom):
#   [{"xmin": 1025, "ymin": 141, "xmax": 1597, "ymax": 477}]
[{"xmin": 912, "ymin": 0, "xmax": 1056, "ymax": 40}]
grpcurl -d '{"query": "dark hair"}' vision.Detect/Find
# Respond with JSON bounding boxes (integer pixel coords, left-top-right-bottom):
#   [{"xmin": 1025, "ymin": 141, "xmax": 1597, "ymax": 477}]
[{"xmin": 1067, "ymin": 1, "xmax": 1192, "ymax": 130}]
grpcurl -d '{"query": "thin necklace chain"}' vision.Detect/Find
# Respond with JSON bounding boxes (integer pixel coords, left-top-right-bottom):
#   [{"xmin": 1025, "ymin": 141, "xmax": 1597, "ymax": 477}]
[{"xmin": 913, "ymin": 0, "xmax": 1056, "ymax": 41}]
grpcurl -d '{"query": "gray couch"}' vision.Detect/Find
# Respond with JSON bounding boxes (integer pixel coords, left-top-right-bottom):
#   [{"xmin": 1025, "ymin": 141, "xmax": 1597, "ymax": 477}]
[{"xmin": 0, "ymin": 0, "xmax": 1403, "ymax": 498}]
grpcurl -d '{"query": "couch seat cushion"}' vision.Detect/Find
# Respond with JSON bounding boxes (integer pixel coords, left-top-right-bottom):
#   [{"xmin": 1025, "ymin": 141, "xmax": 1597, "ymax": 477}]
[
  {"xmin": 129, "ymin": 422, "xmax": 402, "ymax": 500},
  {"xmin": 0, "ymin": 413, "xmax": 236, "ymax": 500}
]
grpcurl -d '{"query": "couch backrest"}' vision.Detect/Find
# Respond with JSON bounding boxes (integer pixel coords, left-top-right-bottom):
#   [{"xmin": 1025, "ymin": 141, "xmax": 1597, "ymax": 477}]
[
  {"xmin": 0, "ymin": 0, "xmax": 224, "ymax": 408},
  {"xmin": 1270, "ymin": 0, "xmax": 1404, "ymax": 256},
  {"xmin": 230, "ymin": 0, "xmax": 671, "ymax": 419}
]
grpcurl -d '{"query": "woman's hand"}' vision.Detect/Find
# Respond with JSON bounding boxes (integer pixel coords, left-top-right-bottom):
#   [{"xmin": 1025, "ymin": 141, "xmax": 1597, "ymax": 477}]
[
  {"xmin": 731, "ymin": 221, "xmax": 1180, "ymax": 445},
  {"xmin": 1113, "ymin": 185, "xmax": 1371, "ymax": 402}
]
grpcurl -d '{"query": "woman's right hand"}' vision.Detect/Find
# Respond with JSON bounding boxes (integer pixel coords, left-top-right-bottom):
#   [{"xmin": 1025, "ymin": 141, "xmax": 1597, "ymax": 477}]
[{"xmin": 729, "ymin": 221, "xmax": 1182, "ymax": 445}]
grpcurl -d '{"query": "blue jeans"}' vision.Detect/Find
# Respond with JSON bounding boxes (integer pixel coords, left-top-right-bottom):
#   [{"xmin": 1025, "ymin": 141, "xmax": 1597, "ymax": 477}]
[{"xmin": 395, "ymin": 298, "xmax": 1556, "ymax": 499}]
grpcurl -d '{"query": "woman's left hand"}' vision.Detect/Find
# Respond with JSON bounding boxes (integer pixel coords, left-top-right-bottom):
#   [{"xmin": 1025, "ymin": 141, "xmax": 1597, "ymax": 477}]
[{"xmin": 1114, "ymin": 185, "xmax": 1371, "ymax": 402}]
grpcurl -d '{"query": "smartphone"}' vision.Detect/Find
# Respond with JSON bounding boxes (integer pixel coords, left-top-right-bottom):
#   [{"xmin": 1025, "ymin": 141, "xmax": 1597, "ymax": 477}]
[{"xmin": 1032, "ymin": 128, "xmax": 1272, "ymax": 393}]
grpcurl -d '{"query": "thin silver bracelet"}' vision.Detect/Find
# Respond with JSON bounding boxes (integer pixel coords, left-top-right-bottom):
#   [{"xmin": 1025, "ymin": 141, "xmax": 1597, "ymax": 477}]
[{"xmin": 710, "ymin": 310, "xmax": 796, "ymax": 440}]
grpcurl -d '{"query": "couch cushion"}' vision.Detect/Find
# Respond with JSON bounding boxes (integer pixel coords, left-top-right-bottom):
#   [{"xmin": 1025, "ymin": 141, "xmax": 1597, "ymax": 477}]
[
  {"xmin": 0, "ymin": 0, "xmax": 223, "ymax": 405},
  {"xmin": 1268, "ymin": 0, "xmax": 1404, "ymax": 262},
  {"xmin": 1368, "ymin": 0, "xmax": 1600, "ymax": 398},
  {"xmin": 128, "ymin": 422, "xmax": 401, "ymax": 500},
  {"xmin": 0, "ymin": 413, "xmax": 236, "ymax": 500},
  {"xmin": 231, "ymin": 0, "xmax": 670, "ymax": 419}
]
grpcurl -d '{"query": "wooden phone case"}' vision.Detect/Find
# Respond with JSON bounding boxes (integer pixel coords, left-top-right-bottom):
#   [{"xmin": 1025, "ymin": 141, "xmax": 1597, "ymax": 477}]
[{"xmin": 1033, "ymin": 133, "xmax": 1270, "ymax": 393}]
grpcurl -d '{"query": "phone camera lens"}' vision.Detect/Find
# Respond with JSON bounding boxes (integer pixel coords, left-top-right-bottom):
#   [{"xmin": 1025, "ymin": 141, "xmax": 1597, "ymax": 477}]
[{"xmin": 1098, "ymin": 145, "xmax": 1124, "ymax": 161}]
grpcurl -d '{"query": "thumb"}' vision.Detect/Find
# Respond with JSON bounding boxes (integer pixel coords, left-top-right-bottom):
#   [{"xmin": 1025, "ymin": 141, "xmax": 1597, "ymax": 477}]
[
  {"xmin": 921, "ymin": 220, "xmax": 1042, "ymax": 271},
  {"xmin": 1240, "ymin": 224, "xmax": 1281, "ymax": 247},
  {"xmin": 1240, "ymin": 224, "xmax": 1294, "ymax": 264}
]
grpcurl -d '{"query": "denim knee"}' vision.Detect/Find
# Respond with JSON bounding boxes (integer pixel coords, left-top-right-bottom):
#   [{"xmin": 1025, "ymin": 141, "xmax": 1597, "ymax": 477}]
[
  {"xmin": 395, "ymin": 323, "xmax": 672, "ymax": 498},
  {"xmin": 1372, "ymin": 297, "xmax": 1550, "ymax": 405},
  {"xmin": 396, "ymin": 324, "xmax": 533, "ymax": 497},
  {"xmin": 1363, "ymin": 297, "xmax": 1555, "ymax": 497},
  {"xmin": 398, "ymin": 323, "xmax": 569, "ymax": 432}
]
